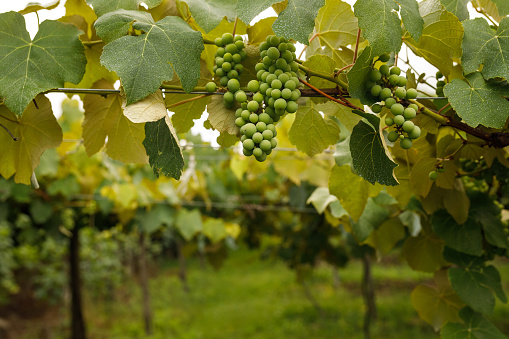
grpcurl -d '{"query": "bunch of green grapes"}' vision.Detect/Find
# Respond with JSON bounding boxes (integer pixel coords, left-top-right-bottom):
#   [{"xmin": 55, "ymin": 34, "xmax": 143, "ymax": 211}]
[
  {"xmin": 233, "ymin": 35, "xmax": 302, "ymax": 162},
  {"xmin": 205, "ymin": 33, "xmax": 248, "ymax": 108},
  {"xmin": 435, "ymin": 71, "xmax": 445, "ymax": 97},
  {"xmin": 367, "ymin": 54, "xmax": 420, "ymax": 149}
]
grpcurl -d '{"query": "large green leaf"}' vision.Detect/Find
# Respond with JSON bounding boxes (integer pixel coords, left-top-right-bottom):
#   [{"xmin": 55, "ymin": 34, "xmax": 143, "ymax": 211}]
[
  {"xmin": 0, "ymin": 95, "xmax": 62, "ymax": 185},
  {"xmin": 440, "ymin": 0, "xmax": 471, "ymax": 21},
  {"xmin": 443, "ymin": 72, "xmax": 509, "ymax": 129},
  {"xmin": 398, "ymin": 0, "xmax": 424, "ymax": 41},
  {"xmin": 86, "ymin": 0, "xmax": 163, "ymax": 16},
  {"xmin": 202, "ymin": 218, "xmax": 228, "ymax": 243},
  {"xmin": 273, "ymin": 0, "xmax": 326, "ymax": 44},
  {"xmin": 96, "ymin": 10, "xmax": 204, "ymax": 104},
  {"xmin": 431, "ymin": 210, "xmax": 483, "ymax": 256},
  {"xmin": 206, "ymin": 95, "xmax": 239, "ymax": 136},
  {"xmin": 404, "ymin": 0, "xmax": 463, "ymax": 77},
  {"xmin": 462, "ymin": 17, "xmax": 509, "ymax": 80},
  {"xmin": 83, "ymin": 80, "xmax": 148, "ymax": 163},
  {"xmin": 288, "ymin": 98, "xmax": 341, "ymax": 157},
  {"xmin": 236, "ymin": 0, "xmax": 281, "ymax": 25},
  {"xmin": 247, "ymin": 17, "xmax": 276, "ymax": 46},
  {"xmin": 347, "ymin": 46, "xmax": 377, "ymax": 105},
  {"xmin": 175, "ymin": 209, "xmax": 202, "ymax": 241},
  {"xmin": 449, "ymin": 263, "xmax": 507, "ymax": 314},
  {"xmin": 442, "ymin": 307, "xmax": 508, "ymax": 339},
  {"xmin": 492, "ymin": 0, "xmax": 509, "ymax": 16},
  {"xmin": 402, "ymin": 221, "xmax": 446, "ymax": 272},
  {"xmin": 469, "ymin": 192, "xmax": 509, "ymax": 250},
  {"xmin": 350, "ymin": 119, "xmax": 399, "ymax": 186},
  {"xmin": 0, "ymin": 12, "xmax": 86, "ymax": 116},
  {"xmin": 307, "ymin": 0, "xmax": 357, "ymax": 67},
  {"xmin": 354, "ymin": 0, "xmax": 402, "ymax": 56},
  {"xmin": 143, "ymin": 116, "xmax": 184, "ymax": 180},
  {"xmin": 184, "ymin": 0, "xmax": 236, "ymax": 33}
]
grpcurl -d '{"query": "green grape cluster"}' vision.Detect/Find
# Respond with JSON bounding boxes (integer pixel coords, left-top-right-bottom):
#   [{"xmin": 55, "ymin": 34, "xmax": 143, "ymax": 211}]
[
  {"xmin": 435, "ymin": 71, "xmax": 445, "ymax": 97},
  {"xmin": 367, "ymin": 54, "xmax": 420, "ymax": 149},
  {"xmin": 233, "ymin": 35, "xmax": 302, "ymax": 162},
  {"xmin": 205, "ymin": 33, "xmax": 248, "ymax": 108}
]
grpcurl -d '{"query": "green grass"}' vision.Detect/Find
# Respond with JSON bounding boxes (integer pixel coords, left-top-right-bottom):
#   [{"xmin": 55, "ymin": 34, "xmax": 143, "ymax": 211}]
[{"xmin": 22, "ymin": 247, "xmax": 509, "ymax": 339}]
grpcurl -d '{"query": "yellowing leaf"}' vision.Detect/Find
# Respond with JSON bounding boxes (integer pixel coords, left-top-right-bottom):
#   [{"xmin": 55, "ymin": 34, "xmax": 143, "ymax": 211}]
[
  {"xmin": 289, "ymin": 99, "xmax": 340, "ymax": 157},
  {"xmin": 83, "ymin": 80, "xmax": 148, "ymax": 163},
  {"xmin": 0, "ymin": 95, "xmax": 62, "ymax": 185},
  {"xmin": 404, "ymin": 0, "xmax": 463, "ymax": 77},
  {"xmin": 328, "ymin": 164, "xmax": 381, "ymax": 221},
  {"xmin": 247, "ymin": 17, "xmax": 276, "ymax": 45},
  {"xmin": 364, "ymin": 217, "xmax": 406, "ymax": 255},
  {"xmin": 207, "ymin": 95, "xmax": 240, "ymax": 135},
  {"xmin": 122, "ymin": 89, "xmax": 167, "ymax": 123},
  {"xmin": 202, "ymin": 217, "xmax": 228, "ymax": 243}
]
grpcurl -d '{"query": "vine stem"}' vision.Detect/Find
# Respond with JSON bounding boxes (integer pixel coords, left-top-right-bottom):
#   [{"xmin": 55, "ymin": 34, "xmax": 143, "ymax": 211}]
[
  {"xmin": 232, "ymin": 17, "xmax": 239, "ymax": 36},
  {"xmin": 0, "ymin": 123, "xmax": 18, "ymax": 141},
  {"xmin": 437, "ymin": 102, "xmax": 451, "ymax": 115},
  {"xmin": 297, "ymin": 64, "xmax": 348, "ymax": 90},
  {"xmin": 166, "ymin": 94, "xmax": 210, "ymax": 109},
  {"xmin": 299, "ymin": 78, "xmax": 362, "ymax": 111},
  {"xmin": 353, "ymin": 29, "xmax": 361, "ymax": 63}
]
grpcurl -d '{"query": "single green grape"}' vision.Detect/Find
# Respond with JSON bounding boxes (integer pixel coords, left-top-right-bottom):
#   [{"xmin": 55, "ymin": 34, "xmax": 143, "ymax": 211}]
[
  {"xmin": 271, "ymin": 89, "xmax": 281, "ymax": 99},
  {"xmin": 436, "ymin": 71, "xmax": 443, "ymax": 79},
  {"xmin": 403, "ymin": 107, "xmax": 416, "ymax": 120},
  {"xmin": 262, "ymin": 129, "xmax": 273, "ymax": 140},
  {"xmin": 205, "ymin": 82, "xmax": 216, "ymax": 93},
  {"xmin": 256, "ymin": 121, "xmax": 267, "ymax": 132},
  {"xmin": 235, "ymin": 90, "xmax": 247, "ymax": 103},
  {"xmin": 371, "ymin": 85, "xmax": 382, "ymax": 97},
  {"xmin": 408, "ymin": 103, "xmax": 419, "ymax": 112},
  {"xmin": 241, "ymin": 110, "xmax": 250, "ymax": 121},
  {"xmin": 437, "ymin": 167, "xmax": 446, "ymax": 173},
  {"xmin": 223, "ymin": 91, "xmax": 234, "ymax": 103},
  {"xmin": 222, "ymin": 33, "xmax": 233, "ymax": 44},
  {"xmin": 394, "ymin": 87, "xmax": 406, "ymax": 99},
  {"xmin": 406, "ymin": 88, "xmax": 418, "ymax": 99},
  {"xmin": 437, "ymin": 80, "xmax": 446, "ymax": 87},
  {"xmin": 243, "ymin": 139, "xmax": 255, "ymax": 150},
  {"xmin": 385, "ymin": 117, "xmax": 394, "ymax": 126},
  {"xmin": 274, "ymin": 98, "xmax": 287, "ymax": 110},
  {"xmin": 258, "ymin": 113, "xmax": 272, "ymax": 124},
  {"xmin": 267, "ymin": 47, "xmax": 280, "ymax": 60},
  {"xmin": 380, "ymin": 88, "xmax": 392, "ymax": 101},
  {"xmin": 428, "ymin": 170, "xmax": 438, "ymax": 180},
  {"xmin": 371, "ymin": 104, "xmax": 382, "ymax": 113},
  {"xmin": 227, "ymin": 78, "xmax": 240, "ymax": 92},
  {"xmin": 385, "ymin": 97, "xmax": 396, "ymax": 108},
  {"xmin": 253, "ymin": 92, "xmax": 264, "ymax": 103},
  {"xmin": 389, "ymin": 74, "xmax": 399, "ymax": 86},
  {"xmin": 225, "ymin": 43, "xmax": 237, "ymax": 54},
  {"xmin": 408, "ymin": 126, "xmax": 421, "ymax": 139},
  {"xmin": 378, "ymin": 53, "xmax": 390, "ymax": 62},
  {"xmin": 368, "ymin": 69, "xmax": 382, "ymax": 82},
  {"xmin": 397, "ymin": 76, "xmax": 407, "ymax": 87},
  {"xmin": 379, "ymin": 64, "xmax": 390, "ymax": 76},
  {"xmin": 391, "ymin": 103, "xmax": 404, "ymax": 115},
  {"xmin": 271, "ymin": 138, "xmax": 277, "ymax": 149},
  {"xmin": 400, "ymin": 137, "xmax": 413, "ymax": 149},
  {"xmin": 249, "ymin": 113, "xmax": 259, "ymax": 123},
  {"xmin": 402, "ymin": 120, "xmax": 415, "ymax": 133},
  {"xmin": 281, "ymin": 88, "xmax": 292, "ymax": 99},
  {"xmin": 388, "ymin": 131, "xmax": 399, "ymax": 142},
  {"xmin": 394, "ymin": 115, "xmax": 405, "ymax": 126},
  {"xmin": 390, "ymin": 66, "xmax": 401, "ymax": 76},
  {"xmin": 252, "ymin": 132, "xmax": 263, "ymax": 144},
  {"xmin": 214, "ymin": 37, "xmax": 223, "ymax": 47},
  {"xmin": 286, "ymin": 101, "xmax": 298, "ymax": 113},
  {"xmin": 253, "ymin": 148, "xmax": 263, "ymax": 158},
  {"xmin": 247, "ymin": 80, "xmax": 260, "ymax": 93},
  {"xmin": 235, "ymin": 117, "xmax": 245, "ymax": 127},
  {"xmin": 247, "ymin": 100, "xmax": 259, "ymax": 112}
]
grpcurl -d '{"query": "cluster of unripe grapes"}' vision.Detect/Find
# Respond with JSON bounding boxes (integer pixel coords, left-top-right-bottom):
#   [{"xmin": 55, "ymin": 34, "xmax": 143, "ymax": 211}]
[
  {"xmin": 367, "ymin": 54, "xmax": 420, "ymax": 149},
  {"xmin": 435, "ymin": 71, "xmax": 445, "ymax": 97},
  {"xmin": 428, "ymin": 163, "xmax": 445, "ymax": 180},
  {"xmin": 205, "ymin": 33, "xmax": 248, "ymax": 108}
]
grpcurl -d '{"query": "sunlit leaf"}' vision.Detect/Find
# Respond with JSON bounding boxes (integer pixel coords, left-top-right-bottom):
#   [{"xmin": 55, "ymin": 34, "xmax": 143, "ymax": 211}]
[
  {"xmin": 273, "ymin": 0, "xmax": 326, "ymax": 44},
  {"xmin": 184, "ymin": 0, "xmax": 236, "ymax": 33},
  {"xmin": 86, "ymin": 0, "xmax": 163, "ymax": 16},
  {"xmin": 206, "ymin": 95, "xmax": 240, "ymax": 136},
  {"xmin": 18, "ymin": 0, "xmax": 60, "ymax": 15},
  {"xmin": 439, "ymin": 0, "xmax": 471, "ymax": 21}
]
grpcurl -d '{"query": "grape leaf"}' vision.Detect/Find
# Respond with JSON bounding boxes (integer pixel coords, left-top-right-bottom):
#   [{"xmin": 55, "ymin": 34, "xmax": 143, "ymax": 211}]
[
  {"xmin": 122, "ymin": 90, "xmax": 167, "ymax": 123},
  {"xmin": 350, "ymin": 119, "xmax": 399, "ymax": 186},
  {"xmin": 247, "ymin": 17, "xmax": 276, "ymax": 46},
  {"xmin": 318, "ymin": 101, "xmax": 362, "ymax": 132},
  {"xmin": 0, "ymin": 12, "xmax": 86, "ymax": 116},
  {"xmin": 19, "ymin": 0, "xmax": 60, "ymax": 15},
  {"xmin": 236, "ymin": 0, "xmax": 282, "ymax": 25},
  {"xmin": 148, "ymin": 0, "xmax": 179, "ymax": 22},
  {"xmin": 442, "ymin": 308, "xmax": 509, "ymax": 339},
  {"xmin": 462, "ymin": 17, "xmax": 509, "ymax": 81},
  {"xmin": 431, "ymin": 210, "xmax": 483, "ymax": 256},
  {"xmin": 328, "ymin": 164, "xmax": 382, "ymax": 221},
  {"xmin": 449, "ymin": 265, "xmax": 506, "ymax": 314},
  {"xmin": 353, "ymin": 197, "xmax": 389, "ymax": 242},
  {"xmin": 64, "ymin": 0, "xmax": 98, "ymax": 39},
  {"xmin": 143, "ymin": 115, "xmax": 184, "ymax": 179},
  {"xmin": 404, "ymin": 0, "xmax": 463, "ymax": 77},
  {"xmin": 307, "ymin": 0, "xmax": 357, "ymax": 67},
  {"xmin": 443, "ymin": 72, "xmax": 509, "ymax": 129},
  {"xmin": 307, "ymin": 187, "xmax": 338, "ymax": 214},
  {"xmin": 206, "ymin": 95, "xmax": 239, "ymax": 136},
  {"xmin": 402, "ymin": 226, "xmax": 446, "ymax": 272},
  {"xmin": 347, "ymin": 46, "xmax": 377, "ymax": 105},
  {"xmin": 397, "ymin": 0, "xmax": 424, "ymax": 41},
  {"xmin": 96, "ymin": 10, "xmax": 204, "ymax": 104},
  {"xmin": 354, "ymin": 0, "xmax": 402, "ymax": 56},
  {"xmin": 273, "ymin": 0, "xmax": 326, "ymax": 44},
  {"xmin": 289, "ymin": 99, "xmax": 340, "ymax": 157},
  {"xmin": 184, "ymin": 0, "xmax": 236, "ymax": 33},
  {"xmin": 83, "ymin": 80, "xmax": 148, "ymax": 163},
  {"xmin": 303, "ymin": 55, "xmax": 337, "ymax": 91},
  {"xmin": 477, "ymin": 0, "xmax": 504, "ymax": 23},
  {"xmin": 492, "ymin": 0, "xmax": 509, "ymax": 16},
  {"xmin": 175, "ymin": 209, "xmax": 202, "ymax": 241},
  {"xmin": 439, "ymin": 0, "xmax": 470, "ymax": 21},
  {"xmin": 136, "ymin": 205, "xmax": 174, "ymax": 234},
  {"xmin": 0, "ymin": 95, "xmax": 62, "ymax": 185},
  {"xmin": 411, "ymin": 270, "xmax": 464, "ymax": 331},
  {"xmin": 86, "ymin": 0, "xmax": 163, "ymax": 16},
  {"xmin": 469, "ymin": 192, "xmax": 509, "ymax": 250},
  {"xmin": 202, "ymin": 218, "xmax": 228, "ymax": 243}
]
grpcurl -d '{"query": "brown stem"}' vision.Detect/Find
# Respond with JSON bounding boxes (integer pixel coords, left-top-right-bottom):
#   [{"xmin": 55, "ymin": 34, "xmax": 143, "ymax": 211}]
[
  {"xmin": 299, "ymin": 78, "xmax": 362, "ymax": 110},
  {"xmin": 353, "ymin": 29, "xmax": 361, "ymax": 63},
  {"xmin": 232, "ymin": 17, "xmax": 239, "ymax": 36},
  {"xmin": 166, "ymin": 94, "xmax": 209, "ymax": 109},
  {"xmin": 0, "ymin": 123, "xmax": 18, "ymax": 141},
  {"xmin": 437, "ymin": 102, "xmax": 451, "ymax": 115}
]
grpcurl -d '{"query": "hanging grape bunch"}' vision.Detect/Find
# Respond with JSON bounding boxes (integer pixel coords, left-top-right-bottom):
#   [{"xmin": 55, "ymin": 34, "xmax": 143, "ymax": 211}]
[
  {"xmin": 205, "ymin": 33, "xmax": 248, "ymax": 108},
  {"xmin": 367, "ymin": 54, "xmax": 420, "ymax": 150},
  {"xmin": 233, "ymin": 35, "xmax": 302, "ymax": 162},
  {"xmin": 435, "ymin": 71, "xmax": 445, "ymax": 97}
]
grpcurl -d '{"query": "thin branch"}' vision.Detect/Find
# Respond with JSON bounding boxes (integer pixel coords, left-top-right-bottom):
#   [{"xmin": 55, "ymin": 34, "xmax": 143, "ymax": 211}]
[
  {"xmin": 299, "ymin": 33, "xmax": 319, "ymax": 59},
  {"xmin": 353, "ymin": 29, "xmax": 361, "ymax": 63},
  {"xmin": 298, "ymin": 64, "xmax": 348, "ymax": 90},
  {"xmin": 0, "ymin": 123, "xmax": 18, "ymax": 141},
  {"xmin": 232, "ymin": 17, "xmax": 239, "ymax": 36},
  {"xmin": 299, "ymin": 78, "xmax": 362, "ymax": 111},
  {"xmin": 437, "ymin": 102, "xmax": 451, "ymax": 115},
  {"xmin": 336, "ymin": 63, "xmax": 354, "ymax": 74},
  {"xmin": 166, "ymin": 94, "xmax": 209, "ymax": 109}
]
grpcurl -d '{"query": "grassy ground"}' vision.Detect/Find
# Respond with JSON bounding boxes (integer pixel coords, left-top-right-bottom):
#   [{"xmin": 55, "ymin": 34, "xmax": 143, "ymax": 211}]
[{"xmin": 19, "ymin": 247, "xmax": 509, "ymax": 338}]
